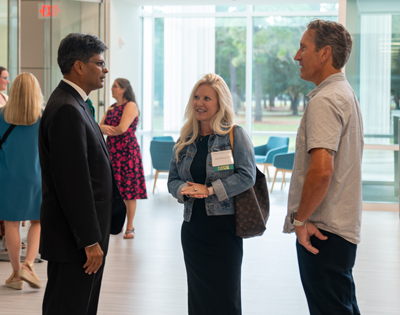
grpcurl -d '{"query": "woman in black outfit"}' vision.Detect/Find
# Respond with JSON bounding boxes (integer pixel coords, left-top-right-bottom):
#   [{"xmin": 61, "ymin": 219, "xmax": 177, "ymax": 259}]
[{"xmin": 168, "ymin": 73, "xmax": 256, "ymax": 315}]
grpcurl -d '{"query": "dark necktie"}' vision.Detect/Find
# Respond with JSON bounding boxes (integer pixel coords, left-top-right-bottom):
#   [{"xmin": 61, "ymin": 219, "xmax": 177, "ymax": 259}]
[{"xmin": 85, "ymin": 98, "xmax": 96, "ymax": 120}]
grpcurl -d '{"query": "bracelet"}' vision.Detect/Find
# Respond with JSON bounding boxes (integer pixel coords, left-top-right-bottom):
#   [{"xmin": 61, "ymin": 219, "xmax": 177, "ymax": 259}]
[
  {"xmin": 207, "ymin": 186, "xmax": 214, "ymax": 196},
  {"xmin": 290, "ymin": 211, "xmax": 307, "ymax": 226}
]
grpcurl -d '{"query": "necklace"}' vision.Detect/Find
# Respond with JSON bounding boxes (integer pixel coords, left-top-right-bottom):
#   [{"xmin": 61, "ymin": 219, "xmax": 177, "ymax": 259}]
[{"xmin": 199, "ymin": 133, "xmax": 212, "ymax": 141}]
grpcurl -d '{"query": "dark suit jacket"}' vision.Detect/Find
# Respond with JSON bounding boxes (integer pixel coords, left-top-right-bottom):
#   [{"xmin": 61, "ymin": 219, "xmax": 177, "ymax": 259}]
[{"xmin": 39, "ymin": 81, "xmax": 125, "ymax": 263}]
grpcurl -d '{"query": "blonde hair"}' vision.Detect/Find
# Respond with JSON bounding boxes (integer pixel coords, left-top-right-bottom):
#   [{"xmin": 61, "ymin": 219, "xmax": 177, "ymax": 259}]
[
  {"xmin": 1, "ymin": 73, "xmax": 43, "ymax": 125},
  {"xmin": 175, "ymin": 73, "xmax": 235, "ymax": 159}
]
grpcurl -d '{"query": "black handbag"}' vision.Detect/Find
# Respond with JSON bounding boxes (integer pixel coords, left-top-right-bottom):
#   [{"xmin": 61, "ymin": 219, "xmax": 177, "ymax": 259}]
[
  {"xmin": 229, "ymin": 126, "xmax": 270, "ymax": 238},
  {"xmin": 110, "ymin": 196, "xmax": 126, "ymax": 235},
  {"xmin": 110, "ymin": 175, "xmax": 127, "ymax": 235},
  {"xmin": 0, "ymin": 124, "xmax": 16, "ymax": 149}
]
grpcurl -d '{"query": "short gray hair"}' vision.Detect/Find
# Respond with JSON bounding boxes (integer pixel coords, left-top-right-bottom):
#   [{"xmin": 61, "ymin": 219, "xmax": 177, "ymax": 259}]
[{"xmin": 307, "ymin": 19, "xmax": 352, "ymax": 69}]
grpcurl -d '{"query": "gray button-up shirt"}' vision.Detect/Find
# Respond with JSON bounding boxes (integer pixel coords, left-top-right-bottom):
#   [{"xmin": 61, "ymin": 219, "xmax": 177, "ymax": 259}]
[{"xmin": 283, "ymin": 72, "xmax": 364, "ymax": 244}]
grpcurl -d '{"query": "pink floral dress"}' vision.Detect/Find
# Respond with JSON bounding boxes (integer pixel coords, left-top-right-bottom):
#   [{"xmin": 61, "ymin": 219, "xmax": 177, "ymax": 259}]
[{"xmin": 104, "ymin": 102, "xmax": 147, "ymax": 200}]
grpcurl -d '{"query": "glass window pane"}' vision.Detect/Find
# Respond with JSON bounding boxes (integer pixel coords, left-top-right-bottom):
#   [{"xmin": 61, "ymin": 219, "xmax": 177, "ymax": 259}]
[
  {"xmin": 46, "ymin": 1, "xmax": 100, "ymax": 110},
  {"xmin": 215, "ymin": 18, "xmax": 246, "ymax": 130},
  {"xmin": 159, "ymin": 17, "xmax": 216, "ymax": 132},
  {"xmin": 362, "ymin": 150, "xmax": 398, "ymax": 203},
  {"xmin": 0, "ymin": 0, "xmax": 8, "ymax": 84},
  {"xmin": 142, "ymin": 17, "xmax": 153, "ymax": 132},
  {"xmin": 154, "ymin": 18, "xmax": 164, "ymax": 130},
  {"xmin": 153, "ymin": 6, "xmax": 215, "ymax": 14},
  {"xmin": 358, "ymin": 14, "xmax": 397, "ymax": 145},
  {"xmin": 347, "ymin": 1, "xmax": 400, "ymax": 204},
  {"xmin": 251, "ymin": 16, "xmax": 337, "ymax": 138},
  {"xmin": 142, "ymin": 6, "xmax": 152, "ymax": 13},
  {"xmin": 252, "ymin": 135, "xmax": 296, "ymax": 152},
  {"xmin": 149, "ymin": 15, "xmax": 247, "ymax": 132},
  {"xmin": 252, "ymin": 16, "xmax": 307, "ymax": 134},
  {"xmin": 254, "ymin": 3, "xmax": 338, "ymax": 12},
  {"xmin": 391, "ymin": 15, "xmax": 400, "ymax": 144},
  {"xmin": 8, "ymin": 0, "xmax": 18, "ymax": 84},
  {"xmin": 216, "ymin": 6, "xmax": 247, "ymax": 13},
  {"xmin": 347, "ymin": 11, "xmax": 400, "ymax": 146}
]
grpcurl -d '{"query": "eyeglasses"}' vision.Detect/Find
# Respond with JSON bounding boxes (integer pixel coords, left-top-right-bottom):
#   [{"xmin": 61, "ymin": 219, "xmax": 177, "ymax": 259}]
[
  {"xmin": 81, "ymin": 60, "xmax": 107, "ymax": 69},
  {"xmin": 0, "ymin": 76, "xmax": 9, "ymax": 80}
]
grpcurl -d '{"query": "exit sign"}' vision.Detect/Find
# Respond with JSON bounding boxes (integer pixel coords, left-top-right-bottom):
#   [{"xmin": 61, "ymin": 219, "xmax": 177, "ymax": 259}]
[{"xmin": 38, "ymin": 4, "xmax": 61, "ymax": 19}]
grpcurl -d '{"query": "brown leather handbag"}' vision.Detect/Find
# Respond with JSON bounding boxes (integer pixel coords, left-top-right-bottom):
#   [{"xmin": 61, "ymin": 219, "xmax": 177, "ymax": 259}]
[{"xmin": 229, "ymin": 126, "xmax": 270, "ymax": 238}]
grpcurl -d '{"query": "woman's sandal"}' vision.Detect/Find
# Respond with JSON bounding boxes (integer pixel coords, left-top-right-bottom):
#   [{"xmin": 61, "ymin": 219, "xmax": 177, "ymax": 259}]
[
  {"xmin": 5, "ymin": 271, "xmax": 23, "ymax": 290},
  {"xmin": 19, "ymin": 261, "xmax": 41, "ymax": 289},
  {"xmin": 123, "ymin": 228, "xmax": 135, "ymax": 239}
]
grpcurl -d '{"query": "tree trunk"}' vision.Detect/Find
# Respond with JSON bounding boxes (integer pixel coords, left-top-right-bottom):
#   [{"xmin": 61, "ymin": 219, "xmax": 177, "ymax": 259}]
[
  {"xmin": 392, "ymin": 90, "xmax": 400, "ymax": 110},
  {"xmin": 269, "ymin": 94, "xmax": 275, "ymax": 108},
  {"xmin": 229, "ymin": 53, "xmax": 239, "ymax": 113},
  {"xmin": 291, "ymin": 95, "xmax": 300, "ymax": 116},
  {"xmin": 303, "ymin": 94, "xmax": 307, "ymax": 110},
  {"xmin": 254, "ymin": 65, "xmax": 262, "ymax": 121}
]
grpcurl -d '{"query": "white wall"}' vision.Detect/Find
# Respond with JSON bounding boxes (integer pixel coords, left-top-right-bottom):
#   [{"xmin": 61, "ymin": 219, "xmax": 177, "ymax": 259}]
[
  {"xmin": 109, "ymin": 0, "xmax": 142, "ymax": 108},
  {"xmin": 109, "ymin": 1, "xmax": 153, "ymax": 178}
]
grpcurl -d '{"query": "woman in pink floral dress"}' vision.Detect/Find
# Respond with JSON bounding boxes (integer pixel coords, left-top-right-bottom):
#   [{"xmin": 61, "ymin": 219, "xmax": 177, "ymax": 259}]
[{"xmin": 100, "ymin": 78, "xmax": 147, "ymax": 239}]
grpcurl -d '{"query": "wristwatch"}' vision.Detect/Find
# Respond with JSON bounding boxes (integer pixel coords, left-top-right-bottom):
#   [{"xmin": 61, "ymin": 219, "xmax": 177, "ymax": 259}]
[{"xmin": 290, "ymin": 211, "xmax": 307, "ymax": 226}]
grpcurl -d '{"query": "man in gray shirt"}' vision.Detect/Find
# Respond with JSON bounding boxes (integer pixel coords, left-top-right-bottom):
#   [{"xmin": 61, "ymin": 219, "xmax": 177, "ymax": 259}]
[{"xmin": 283, "ymin": 20, "xmax": 363, "ymax": 315}]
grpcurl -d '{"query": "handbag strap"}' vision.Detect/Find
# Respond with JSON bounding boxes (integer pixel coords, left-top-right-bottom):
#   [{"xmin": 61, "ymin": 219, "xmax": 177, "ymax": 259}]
[
  {"xmin": 0, "ymin": 124, "xmax": 16, "ymax": 149},
  {"xmin": 229, "ymin": 125, "xmax": 236, "ymax": 153}
]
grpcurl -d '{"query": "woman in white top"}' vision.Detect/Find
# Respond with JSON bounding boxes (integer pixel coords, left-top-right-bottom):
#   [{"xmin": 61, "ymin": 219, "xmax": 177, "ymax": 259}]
[{"xmin": 0, "ymin": 67, "xmax": 10, "ymax": 107}]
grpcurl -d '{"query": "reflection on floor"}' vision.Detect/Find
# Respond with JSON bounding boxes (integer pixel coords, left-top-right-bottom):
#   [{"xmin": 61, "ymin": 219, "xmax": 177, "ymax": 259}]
[{"xmin": 0, "ymin": 177, "xmax": 399, "ymax": 315}]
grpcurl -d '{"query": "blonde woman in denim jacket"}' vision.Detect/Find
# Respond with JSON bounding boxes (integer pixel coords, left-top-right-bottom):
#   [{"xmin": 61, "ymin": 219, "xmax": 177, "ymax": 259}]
[{"xmin": 168, "ymin": 73, "xmax": 256, "ymax": 315}]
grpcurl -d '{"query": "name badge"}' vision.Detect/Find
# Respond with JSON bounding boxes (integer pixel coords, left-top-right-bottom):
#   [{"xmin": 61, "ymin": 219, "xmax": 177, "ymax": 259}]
[{"xmin": 211, "ymin": 150, "xmax": 234, "ymax": 171}]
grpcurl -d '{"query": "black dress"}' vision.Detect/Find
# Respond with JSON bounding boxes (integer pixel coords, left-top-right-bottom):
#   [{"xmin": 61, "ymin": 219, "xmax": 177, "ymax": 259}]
[{"xmin": 181, "ymin": 135, "xmax": 243, "ymax": 315}]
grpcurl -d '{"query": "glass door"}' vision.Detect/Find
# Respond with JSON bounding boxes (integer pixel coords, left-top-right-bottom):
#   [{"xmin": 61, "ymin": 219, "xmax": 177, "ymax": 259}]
[
  {"xmin": 47, "ymin": 0, "xmax": 104, "ymax": 121},
  {"xmin": 346, "ymin": 0, "xmax": 400, "ymax": 207},
  {"xmin": 6, "ymin": 0, "xmax": 19, "ymax": 85},
  {"xmin": 13, "ymin": 0, "xmax": 104, "ymax": 120}
]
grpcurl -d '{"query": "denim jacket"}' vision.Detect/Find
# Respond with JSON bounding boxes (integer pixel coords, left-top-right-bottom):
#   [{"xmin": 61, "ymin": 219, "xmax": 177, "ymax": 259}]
[{"xmin": 167, "ymin": 125, "xmax": 256, "ymax": 222}]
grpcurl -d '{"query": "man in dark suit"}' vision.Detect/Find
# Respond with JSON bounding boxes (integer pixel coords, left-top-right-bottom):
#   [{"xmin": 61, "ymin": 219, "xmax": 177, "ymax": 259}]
[{"xmin": 39, "ymin": 33, "xmax": 125, "ymax": 315}]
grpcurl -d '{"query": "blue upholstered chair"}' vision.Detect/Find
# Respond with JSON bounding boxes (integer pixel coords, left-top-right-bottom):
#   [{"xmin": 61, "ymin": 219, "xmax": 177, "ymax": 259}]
[
  {"xmin": 152, "ymin": 136, "xmax": 174, "ymax": 142},
  {"xmin": 270, "ymin": 152, "xmax": 295, "ymax": 192},
  {"xmin": 254, "ymin": 137, "xmax": 289, "ymax": 182},
  {"xmin": 150, "ymin": 140, "xmax": 175, "ymax": 193}
]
